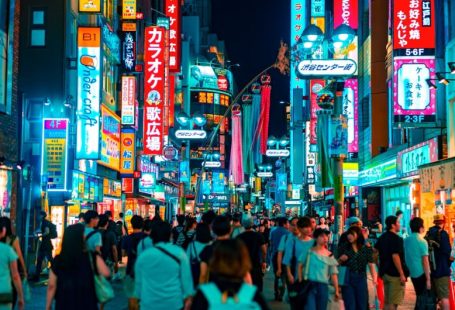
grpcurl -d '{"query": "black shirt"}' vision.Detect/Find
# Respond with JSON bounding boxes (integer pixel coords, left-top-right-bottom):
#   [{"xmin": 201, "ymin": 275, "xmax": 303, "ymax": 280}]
[
  {"xmin": 40, "ymin": 220, "xmax": 54, "ymax": 251},
  {"xmin": 375, "ymin": 231, "xmax": 408, "ymax": 277},
  {"xmin": 338, "ymin": 244, "xmax": 374, "ymax": 274},
  {"xmin": 237, "ymin": 230, "xmax": 266, "ymax": 269},
  {"xmin": 122, "ymin": 232, "xmax": 146, "ymax": 276}
]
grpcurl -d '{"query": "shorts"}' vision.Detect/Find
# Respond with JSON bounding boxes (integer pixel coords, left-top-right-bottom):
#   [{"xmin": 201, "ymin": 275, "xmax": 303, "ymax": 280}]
[
  {"xmin": 383, "ymin": 274, "xmax": 405, "ymax": 305},
  {"xmin": 432, "ymin": 276, "xmax": 449, "ymax": 299}
]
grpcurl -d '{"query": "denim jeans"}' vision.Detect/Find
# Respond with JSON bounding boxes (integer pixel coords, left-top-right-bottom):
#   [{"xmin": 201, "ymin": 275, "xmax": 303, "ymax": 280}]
[
  {"xmin": 304, "ymin": 282, "xmax": 329, "ymax": 310},
  {"xmin": 341, "ymin": 271, "xmax": 368, "ymax": 310}
]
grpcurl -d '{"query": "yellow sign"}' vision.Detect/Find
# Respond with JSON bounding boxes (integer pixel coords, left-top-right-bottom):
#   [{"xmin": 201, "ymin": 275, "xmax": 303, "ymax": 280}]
[
  {"xmin": 122, "ymin": 0, "xmax": 136, "ymax": 19},
  {"xmin": 159, "ymin": 206, "xmax": 166, "ymax": 220},
  {"xmin": 122, "ymin": 23, "xmax": 137, "ymax": 32},
  {"xmin": 120, "ymin": 130, "xmax": 135, "ymax": 175},
  {"xmin": 79, "ymin": 0, "xmax": 101, "ymax": 14},
  {"xmin": 98, "ymin": 105, "xmax": 121, "ymax": 171}
]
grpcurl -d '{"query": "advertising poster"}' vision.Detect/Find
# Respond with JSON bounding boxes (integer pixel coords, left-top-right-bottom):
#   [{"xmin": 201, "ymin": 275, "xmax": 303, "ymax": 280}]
[
  {"xmin": 334, "ymin": 0, "xmax": 358, "ymax": 29},
  {"xmin": 328, "ymin": 116, "xmax": 348, "ymax": 157},
  {"xmin": 77, "ymin": 27, "xmax": 101, "ymax": 159},
  {"xmin": 165, "ymin": 0, "xmax": 181, "ymax": 72},
  {"xmin": 121, "ymin": 76, "xmax": 136, "ymax": 125},
  {"xmin": 98, "ymin": 105, "xmax": 121, "ymax": 171},
  {"xmin": 393, "ymin": 0, "xmax": 435, "ymax": 56},
  {"xmin": 121, "ymin": 31, "xmax": 136, "ymax": 72},
  {"xmin": 342, "ymin": 79, "xmax": 358, "ymax": 153},
  {"xmin": 79, "ymin": 0, "xmax": 101, "ymax": 13},
  {"xmin": 290, "ymin": 0, "xmax": 307, "ymax": 95},
  {"xmin": 189, "ymin": 66, "xmax": 233, "ymax": 94},
  {"xmin": 122, "ymin": 0, "xmax": 136, "ymax": 19},
  {"xmin": 309, "ymin": 80, "xmax": 325, "ymax": 145},
  {"xmin": 179, "ymin": 161, "xmax": 190, "ymax": 184},
  {"xmin": 393, "ymin": 57, "xmax": 436, "ymax": 125},
  {"xmin": 41, "ymin": 119, "xmax": 68, "ymax": 191},
  {"xmin": 122, "ymin": 178, "xmax": 134, "ymax": 193},
  {"xmin": 0, "ymin": 170, "xmax": 11, "ymax": 216},
  {"xmin": 120, "ymin": 129, "xmax": 135, "ymax": 175},
  {"xmin": 212, "ymin": 171, "xmax": 226, "ymax": 194},
  {"xmin": 143, "ymin": 27, "xmax": 165, "ymax": 155}
]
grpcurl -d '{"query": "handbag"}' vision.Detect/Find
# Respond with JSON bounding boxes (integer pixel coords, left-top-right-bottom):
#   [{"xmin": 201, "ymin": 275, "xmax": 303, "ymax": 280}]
[
  {"xmin": 338, "ymin": 265, "xmax": 350, "ymax": 286},
  {"xmin": 89, "ymin": 253, "xmax": 114, "ymax": 304},
  {"xmin": 415, "ymin": 290, "xmax": 436, "ymax": 310},
  {"xmin": 23, "ymin": 279, "xmax": 31, "ymax": 302},
  {"xmin": 0, "ymin": 292, "xmax": 13, "ymax": 304},
  {"xmin": 288, "ymin": 246, "xmax": 312, "ymax": 307}
]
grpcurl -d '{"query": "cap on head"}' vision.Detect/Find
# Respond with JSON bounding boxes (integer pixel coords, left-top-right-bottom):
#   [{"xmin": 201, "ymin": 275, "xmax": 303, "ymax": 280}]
[
  {"xmin": 434, "ymin": 214, "xmax": 446, "ymax": 223},
  {"xmin": 347, "ymin": 216, "xmax": 361, "ymax": 226}
]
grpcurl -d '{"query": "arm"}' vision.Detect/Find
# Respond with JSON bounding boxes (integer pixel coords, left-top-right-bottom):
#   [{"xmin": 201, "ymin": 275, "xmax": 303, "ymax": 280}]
[
  {"xmin": 199, "ymin": 262, "xmax": 209, "ymax": 284},
  {"xmin": 112, "ymin": 245, "xmax": 119, "ymax": 272},
  {"xmin": 331, "ymin": 273, "xmax": 340, "ymax": 300},
  {"xmin": 297, "ymin": 262, "xmax": 303, "ymax": 282},
  {"xmin": 368, "ymin": 263, "xmax": 378, "ymax": 284},
  {"xmin": 422, "ymin": 255, "xmax": 431, "ymax": 290},
  {"xmin": 261, "ymin": 244, "xmax": 267, "ymax": 272},
  {"xmin": 276, "ymin": 251, "xmax": 283, "ymax": 276},
  {"xmin": 46, "ymin": 270, "xmax": 57, "ymax": 310},
  {"xmin": 96, "ymin": 255, "xmax": 111, "ymax": 278},
  {"xmin": 11, "ymin": 260, "xmax": 24, "ymax": 310},
  {"xmin": 392, "ymin": 254, "xmax": 406, "ymax": 283},
  {"xmin": 13, "ymin": 237, "xmax": 28, "ymax": 278}
]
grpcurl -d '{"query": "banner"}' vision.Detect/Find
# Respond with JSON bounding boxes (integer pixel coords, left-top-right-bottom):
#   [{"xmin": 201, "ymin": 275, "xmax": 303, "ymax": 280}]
[
  {"xmin": 120, "ymin": 129, "xmax": 135, "ymax": 175},
  {"xmin": 41, "ymin": 119, "xmax": 68, "ymax": 191},
  {"xmin": 121, "ymin": 76, "xmax": 136, "ymax": 125},
  {"xmin": 76, "ymin": 27, "xmax": 101, "ymax": 159},
  {"xmin": 143, "ymin": 27, "xmax": 166, "ymax": 155},
  {"xmin": 290, "ymin": 0, "xmax": 307, "ymax": 95},
  {"xmin": 334, "ymin": 0, "xmax": 358, "ymax": 29},
  {"xmin": 342, "ymin": 79, "xmax": 358, "ymax": 153},
  {"xmin": 393, "ymin": 57, "xmax": 436, "ymax": 125},
  {"xmin": 165, "ymin": 0, "xmax": 181, "ymax": 72},
  {"xmin": 328, "ymin": 115, "xmax": 348, "ymax": 157},
  {"xmin": 98, "ymin": 105, "xmax": 121, "ymax": 171},
  {"xmin": 309, "ymin": 80, "xmax": 325, "ymax": 145},
  {"xmin": 397, "ymin": 137, "xmax": 439, "ymax": 178}
]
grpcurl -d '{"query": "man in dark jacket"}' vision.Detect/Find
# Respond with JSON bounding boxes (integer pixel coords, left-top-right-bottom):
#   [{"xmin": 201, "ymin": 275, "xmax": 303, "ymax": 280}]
[
  {"xmin": 31, "ymin": 211, "xmax": 54, "ymax": 281},
  {"xmin": 427, "ymin": 214, "xmax": 451, "ymax": 310}
]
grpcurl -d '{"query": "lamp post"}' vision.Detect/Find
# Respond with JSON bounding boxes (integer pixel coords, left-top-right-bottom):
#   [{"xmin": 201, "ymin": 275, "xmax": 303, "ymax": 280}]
[{"xmin": 295, "ymin": 23, "xmax": 355, "ymax": 242}]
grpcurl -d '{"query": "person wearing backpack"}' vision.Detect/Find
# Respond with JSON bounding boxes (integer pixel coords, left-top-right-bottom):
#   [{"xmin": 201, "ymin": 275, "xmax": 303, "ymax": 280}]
[
  {"xmin": 31, "ymin": 211, "xmax": 54, "ymax": 282},
  {"xmin": 176, "ymin": 217, "xmax": 197, "ymax": 249},
  {"xmin": 83, "ymin": 211, "xmax": 102, "ymax": 254},
  {"xmin": 97, "ymin": 215, "xmax": 118, "ymax": 275},
  {"xmin": 187, "ymin": 223, "xmax": 212, "ymax": 287},
  {"xmin": 426, "ymin": 214, "xmax": 451, "ymax": 310},
  {"xmin": 172, "ymin": 215, "xmax": 185, "ymax": 244},
  {"xmin": 191, "ymin": 239, "xmax": 269, "ymax": 310}
]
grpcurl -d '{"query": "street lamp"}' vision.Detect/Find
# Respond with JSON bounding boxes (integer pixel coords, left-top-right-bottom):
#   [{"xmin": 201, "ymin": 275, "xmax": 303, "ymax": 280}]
[
  {"xmin": 202, "ymin": 151, "xmax": 221, "ymax": 168},
  {"xmin": 175, "ymin": 111, "xmax": 207, "ymax": 139},
  {"xmin": 266, "ymin": 136, "xmax": 290, "ymax": 157}
]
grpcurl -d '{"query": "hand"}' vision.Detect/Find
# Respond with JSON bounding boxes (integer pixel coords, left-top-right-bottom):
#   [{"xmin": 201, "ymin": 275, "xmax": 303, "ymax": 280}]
[
  {"xmin": 276, "ymin": 269, "xmax": 282, "ymax": 277},
  {"xmin": 338, "ymin": 254, "xmax": 348, "ymax": 263},
  {"xmin": 288, "ymin": 274, "xmax": 295, "ymax": 284},
  {"xmin": 18, "ymin": 298, "xmax": 24, "ymax": 310},
  {"xmin": 261, "ymin": 262, "xmax": 267, "ymax": 273},
  {"xmin": 400, "ymin": 274, "xmax": 407, "ymax": 284},
  {"xmin": 426, "ymin": 279, "xmax": 431, "ymax": 290},
  {"xmin": 114, "ymin": 263, "xmax": 119, "ymax": 273},
  {"xmin": 334, "ymin": 290, "xmax": 340, "ymax": 301}
]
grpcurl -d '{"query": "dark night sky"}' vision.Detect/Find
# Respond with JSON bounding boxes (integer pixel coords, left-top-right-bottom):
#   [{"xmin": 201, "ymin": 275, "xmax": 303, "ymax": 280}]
[{"xmin": 211, "ymin": 0, "xmax": 290, "ymax": 137}]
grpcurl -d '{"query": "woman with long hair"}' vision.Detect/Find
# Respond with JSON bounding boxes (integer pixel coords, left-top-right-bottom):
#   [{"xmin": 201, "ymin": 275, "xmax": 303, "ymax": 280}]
[
  {"xmin": 337, "ymin": 226, "xmax": 377, "ymax": 310},
  {"xmin": 191, "ymin": 239, "xmax": 269, "ymax": 309},
  {"xmin": 46, "ymin": 224, "xmax": 110, "ymax": 310},
  {"xmin": 0, "ymin": 217, "xmax": 27, "ymax": 308},
  {"xmin": 187, "ymin": 222, "xmax": 212, "ymax": 287},
  {"xmin": 0, "ymin": 217, "xmax": 24, "ymax": 310},
  {"xmin": 176, "ymin": 217, "xmax": 197, "ymax": 249}
]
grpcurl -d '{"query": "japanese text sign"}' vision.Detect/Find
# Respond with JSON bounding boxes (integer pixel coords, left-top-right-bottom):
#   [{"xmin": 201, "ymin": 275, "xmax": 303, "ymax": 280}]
[
  {"xmin": 76, "ymin": 27, "xmax": 101, "ymax": 160},
  {"xmin": 121, "ymin": 31, "xmax": 136, "ymax": 72},
  {"xmin": 342, "ymin": 79, "xmax": 358, "ymax": 153},
  {"xmin": 393, "ymin": 0, "xmax": 435, "ymax": 55},
  {"xmin": 311, "ymin": 0, "xmax": 325, "ymax": 17},
  {"xmin": 393, "ymin": 57, "xmax": 436, "ymax": 125},
  {"xmin": 143, "ymin": 27, "xmax": 166, "ymax": 155},
  {"xmin": 98, "ymin": 105, "xmax": 121, "ymax": 171},
  {"xmin": 334, "ymin": 0, "xmax": 358, "ymax": 29},
  {"xmin": 79, "ymin": 0, "xmax": 101, "ymax": 13},
  {"xmin": 397, "ymin": 137, "xmax": 439, "ymax": 178},
  {"xmin": 165, "ymin": 0, "xmax": 181, "ymax": 72},
  {"xmin": 296, "ymin": 59, "xmax": 357, "ymax": 78},
  {"xmin": 120, "ymin": 129, "xmax": 135, "ymax": 175},
  {"xmin": 41, "ymin": 119, "xmax": 68, "ymax": 191},
  {"xmin": 122, "ymin": 178, "xmax": 134, "ymax": 193},
  {"xmin": 291, "ymin": 0, "xmax": 307, "ymax": 95},
  {"xmin": 121, "ymin": 76, "xmax": 136, "ymax": 125},
  {"xmin": 122, "ymin": 0, "xmax": 136, "ymax": 19}
]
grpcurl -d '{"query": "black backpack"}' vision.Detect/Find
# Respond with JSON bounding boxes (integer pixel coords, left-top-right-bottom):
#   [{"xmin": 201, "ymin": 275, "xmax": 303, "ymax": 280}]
[
  {"xmin": 425, "ymin": 228, "xmax": 442, "ymax": 271},
  {"xmin": 49, "ymin": 222, "xmax": 58, "ymax": 239},
  {"xmin": 100, "ymin": 230, "xmax": 112, "ymax": 261}
]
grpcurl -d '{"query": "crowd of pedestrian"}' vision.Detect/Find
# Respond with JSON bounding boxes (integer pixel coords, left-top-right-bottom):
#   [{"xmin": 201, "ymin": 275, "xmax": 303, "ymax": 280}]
[{"xmin": 2, "ymin": 209, "xmax": 455, "ymax": 309}]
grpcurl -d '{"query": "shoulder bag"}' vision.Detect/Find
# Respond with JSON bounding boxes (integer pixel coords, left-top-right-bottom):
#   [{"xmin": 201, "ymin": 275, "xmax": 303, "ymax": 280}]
[{"xmin": 89, "ymin": 253, "xmax": 114, "ymax": 304}]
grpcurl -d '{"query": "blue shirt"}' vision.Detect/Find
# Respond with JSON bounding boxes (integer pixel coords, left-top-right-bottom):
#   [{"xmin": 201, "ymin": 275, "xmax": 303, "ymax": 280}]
[
  {"xmin": 269, "ymin": 227, "xmax": 289, "ymax": 256},
  {"xmin": 186, "ymin": 241, "xmax": 208, "ymax": 262},
  {"xmin": 137, "ymin": 236, "xmax": 154, "ymax": 256},
  {"xmin": 303, "ymin": 251, "xmax": 338, "ymax": 284},
  {"xmin": 404, "ymin": 233, "xmax": 429, "ymax": 278},
  {"xmin": 283, "ymin": 236, "xmax": 314, "ymax": 277},
  {"xmin": 135, "ymin": 242, "xmax": 194, "ymax": 310},
  {"xmin": 0, "ymin": 243, "xmax": 17, "ymax": 294},
  {"xmin": 84, "ymin": 226, "xmax": 102, "ymax": 252}
]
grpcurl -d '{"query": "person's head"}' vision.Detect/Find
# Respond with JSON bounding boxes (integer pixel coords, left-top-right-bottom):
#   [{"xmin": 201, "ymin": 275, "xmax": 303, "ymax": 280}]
[
  {"xmin": 242, "ymin": 216, "xmax": 254, "ymax": 230},
  {"xmin": 143, "ymin": 219, "xmax": 153, "ymax": 234},
  {"xmin": 277, "ymin": 217, "xmax": 289, "ymax": 228},
  {"xmin": 78, "ymin": 212, "xmax": 85, "ymax": 223},
  {"xmin": 313, "ymin": 228, "xmax": 330, "ymax": 247},
  {"xmin": 310, "ymin": 217, "xmax": 317, "ymax": 230},
  {"xmin": 289, "ymin": 217, "xmax": 299, "ymax": 235},
  {"xmin": 97, "ymin": 214, "xmax": 109, "ymax": 229},
  {"xmin": 346, "ymin": 226, "xmax": 365, "ymax": 249},
  {"xmin": 176, "ymin": 215, "xmax": 185, "ymax": 226},
  {"xmin": 385, "ymin": 215, "xmax": 400, "ymax": 233},
  {"xmin": 209, "ymin": 239, "xmax": 251, "ymax": 281},
  {"xmin": 297, "ymin": 216, "xmax": 312, "ymax": 237},
  {"xmin": 150, "ymin": 221, "xmax": 172, "ymax": 243},
  {"xmin": 396, "ymin": 210, "xmax": 403, "ymax": 219},
  {"xmin": 83, "ymin": 210, "xmax": 99, "ymax": 227},
  {"xmin": 0, "ymin": 217, "xmax": 12, "ymax": 238},
  {"xmin": 262, "ymin": 219, "xmax": 269, "ymax": 228},
  {"xmin": 347, "ymin": 216, "xmax": 362, "ymax": 228},
  {"xmin": 104, "ymin": 211, "xmax": 113, "ymax": 220},
  {"xmin": 60, "ymin": 224, "xmax": 86, "ymax": 268},
  {"xmin": 232, "ymin": 213, "xmax": 242, "ymax": 225},
  {"xmin": 0, "ymin": 217, "xmax": 8, "ymax": 239},
  {"xmin": 195, "ymin": 222, "xmax": 212, "ymax": 243},
  {"xmin": 119, "ymin": 212, "xmax": 124, "ymax": 219},
  {"xmin": 185, "ymin": 217, "xmax": 197, "ymax": 231},
  {"xmin": 131, "ymin": 215, "xmax": 144, "ymax": 230},
  {"xmin": 433, "ymin": 214, "xmax": 446, "ymax": 227},
  {"xmin": 212, "ymin": 215, "xmax": 231, "ymax": 238},
  {"xmin": 201, "ymin": 210, "xmax": 216, "ymax": 226},
  {"xmin": 319, "ymin": 217, "xmax": 326, "ymax": 225},
  {"xmin": 409, "ymin": 217, "xmax": 425, "ymax": 234}
]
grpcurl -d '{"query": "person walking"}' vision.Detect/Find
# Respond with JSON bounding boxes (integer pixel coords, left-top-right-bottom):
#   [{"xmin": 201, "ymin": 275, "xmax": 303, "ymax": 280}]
[
  {"xmin": 84, "ymin": 211, "xmax": 102, "ymax": 254},
  {"xmin": 172, "ymin": 215, "xmax": 185, "ymax": 244},
  {"xmin": 0, "ymin": 217, "xmax": 28, "ymax": 308},
  {"xmin": 0, "ymin": 217, "xmax": 24, "ymax": 310},
  {"xmin": 230, "ymin": 213, "xmax": 245, "ymax": 238},
  {"xmin": 134, "ymin": 221, "xmax": 193, "ymax": 310},
  {"xmin": 45, "ymin": 224, "xmax": 110, "ymax": 310},
  {"xmin": 298, "ymin": 228, "xmax": 339, "ymax": 310},
  {"xmin": 404, "ymin": 217, "xmax": 431, "ymax": 308},
  {"xmin": 191, "ymin": 239, "xmax": 270, "ymax": 309},
  {"xmin": 269, "ymin": 217, "xmax": 289, "ymax": 301},
  {"xmin": 31, "ymin": 211, "xmax": 54, "ymax": 281},
  {"xmin": 337, "ymin": 226, "xmax": 377, "ymax": 310},
  {"xmin": 375, "ymin": 215, "xmax": 409, "ymax": 310},
  {"xmin": 176, "ymin": 217, "xmax": 197, "ymax": 250},
  {"xmin": 137, "ymin": 219, "xmax": 154, "ymax": 256},
  {"xmin": 427, "ymin": 214, "xmax": 451, "ymax": 310},
  {"xmin": 97, "ymin": 215, "xmax": 118, "ymax": 276},
  {"xmin": 237, "ymin": 216, "xmax": 267, "ymax": 292},
  {"xmin": 186, "ymin": 222, "xmax": 211, "ymax": 287}
]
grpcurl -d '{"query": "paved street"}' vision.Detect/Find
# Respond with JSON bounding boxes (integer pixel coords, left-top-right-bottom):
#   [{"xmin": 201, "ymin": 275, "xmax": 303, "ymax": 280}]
[{"xmin": 25, "ymin": 268, "xmax": 416, "ymax": 309}]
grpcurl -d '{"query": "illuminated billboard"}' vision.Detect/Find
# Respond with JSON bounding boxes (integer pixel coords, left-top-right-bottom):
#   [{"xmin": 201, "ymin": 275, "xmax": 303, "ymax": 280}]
[
  {"xmin": 290, "ymin": 0, "xmax": 307, "ymax": 94},
  {"xmin": 120, "ymin": 129, "xmax": 135, "ymax": 175},
  {"xmin": 311, "ymin": 0, "xmax": 325, "ymax": 17},
  {"xmin": 165, "ymin": 0, "xmax": 181, "ymax": 72},
  {"xmin": 76, "ymin": 27, "xmax": 101, "ymax": 159},
  {"xmin": 98, "ymin": 105, "xmax": 121, "ymax": 171},
  {"xmin": 79, "ymin": 0, "xmax": 101, "ymax": 13},
  {"xmin": 122, "ymin": 0, "xmax": 136, "ymax": 19},
  {"xmin": 393, "ymin": 57, "xmax": 436, "ymax": 125},
  {"xmin": 397, "ymin": 137, "xmax": 439, "ymax": 178},
  {"xmin": 143, "ymin": 27, "xmax": 166, "ymax": 155},
  {"xmin": 189, "ymin": 66, "xmax": 233, "ymax": 94},
  {"xmin": 309, "ymin": 80, "xmax": 325, "ymax": 145},
  {"xmin": 41, "ymin": 119, "xmax": 69, "ymax": 191},
  {"xmin": 393, "ymin": 0, "xmax": 435, "ymax": 56},
  {"xmin": 191, "ymin": 91, "xmax": 231, "ymax": 107},
  {"xmin": 334, "ymin": 0, "xmax": 358, "ymax": 29},
  {"xmin": 342, "ymin": 79, "xmax": 358, "ymax": 153},
  {"xmin": 121, "ymin": 76, "xmax": 136, "ymax": 125},
  {"xmin": 121, "ymin": 31, "xmax": 136, "ymax": 72}
]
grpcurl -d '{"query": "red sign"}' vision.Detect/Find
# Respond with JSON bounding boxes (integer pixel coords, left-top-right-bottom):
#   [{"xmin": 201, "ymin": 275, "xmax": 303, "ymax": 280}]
[
  {"xmin": 165, "ymin": 0, "xmax": 181, "ymax": 72},
  {"xmin": 393, "ymin": 0, "xmax": 435, "ymax": 51},
  {"xmin": 309, "ymin": 80, "xmax": 325, "ymax": 145},
  {"xmin": 121, "ymin": 76, "xmax": 136, "ymax": 125},
  {"xmin": 122, "ymin": 178, "xmax": 134, "ymax": 193},
  {"xmin": 217, "ymin": 76, "xmax": 228, "ymax": 91},
  {"xmin": 169, "ymin": 75, "xmax": 175, "ymax": 127},
  {"xmin": 334, "ymin": 0, "xmax": 358, "ymax": 30},
  {"xmin": 143, "ymin": 27, "xmax": 166, "ymax": 155}
]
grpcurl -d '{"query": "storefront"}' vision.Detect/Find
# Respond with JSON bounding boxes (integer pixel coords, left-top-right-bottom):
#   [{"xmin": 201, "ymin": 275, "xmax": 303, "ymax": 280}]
[
  {"xmin": 70, "ymin": 170, "xmax": 104, "ymax": 225},
  {"xmin": 98, "ymin": 178, "xmax": 122, "ymax": 219},
  {"xmin": 0, "ymin": 168, "xmax": 12, "ymax": 217}
]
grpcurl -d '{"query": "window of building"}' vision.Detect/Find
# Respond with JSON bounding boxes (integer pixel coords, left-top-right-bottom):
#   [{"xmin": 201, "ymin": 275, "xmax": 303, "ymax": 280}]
[{"xmin": 30, "ymin": 9, "xmax": 46, "ymax": 47}]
